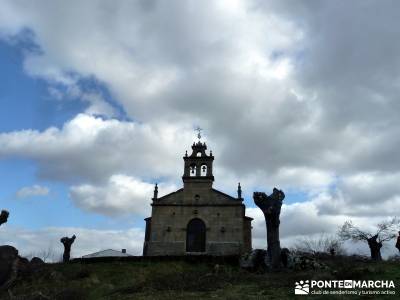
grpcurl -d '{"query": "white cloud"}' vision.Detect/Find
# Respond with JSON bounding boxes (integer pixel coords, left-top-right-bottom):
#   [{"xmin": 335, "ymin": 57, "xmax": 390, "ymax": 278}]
[
  {"xmin": 0, "ymin": 225, "xmax": 144, "ymax": 260},
  {"xmin": 247, "ymin": 201, "xmax": 345, "ymax": 243},
  {"xmin": 16, "ymin": 184, "xmax": 49, "ymax": 198},
  {"xmin": 314, "ymin": 172, "xmax": 400, "ymax": 217},
  {"xmin": 0, "ymin": 113, "xmax": 194, "ymax": 183},
  {"xmin": 70, "ymin": 175, "xmax": 177, "ymax": 217}
]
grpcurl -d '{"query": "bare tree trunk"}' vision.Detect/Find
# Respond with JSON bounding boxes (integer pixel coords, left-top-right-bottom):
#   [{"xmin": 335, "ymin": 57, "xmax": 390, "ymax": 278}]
[
  {"xmin": 267, "ymin": 219, "xmax": 281, "ymax": 268},
  {"xmin": 367, "ymin": 236, "xmax": 382, "ymax": 261},
  {"xmin": 254, "ymin": 188, "xmax": 285, "ymax": 270}
]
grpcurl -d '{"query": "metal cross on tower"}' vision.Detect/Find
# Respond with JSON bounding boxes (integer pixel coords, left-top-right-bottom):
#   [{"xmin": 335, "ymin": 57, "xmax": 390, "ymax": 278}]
[{"xmin": 195, "ymin": 126, "xmax": 202, "ymax": 140}]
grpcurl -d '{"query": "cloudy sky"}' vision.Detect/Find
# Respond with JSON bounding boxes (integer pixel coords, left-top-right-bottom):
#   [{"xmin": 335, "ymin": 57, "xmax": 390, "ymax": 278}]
[{"xmin": 1, "ymin": 0, "xmax": 399, "ymax": 259}]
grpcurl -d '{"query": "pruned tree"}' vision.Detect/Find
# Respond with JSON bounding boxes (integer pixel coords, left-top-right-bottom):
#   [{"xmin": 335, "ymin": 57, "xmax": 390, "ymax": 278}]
[
  {"xmin": 0, "ymin": 210, "xmax": 9, "ymax": 226},
  {"xmin": 254, "ymin": 188, "xmax": 285, "ymax": 269},
  {"xmin": 60, "ymin": 234, "xmax": 76, "ymax": 262},
  {"xmin": 338, "ymin": 217, "xmax": 400, "ymax": 261}
]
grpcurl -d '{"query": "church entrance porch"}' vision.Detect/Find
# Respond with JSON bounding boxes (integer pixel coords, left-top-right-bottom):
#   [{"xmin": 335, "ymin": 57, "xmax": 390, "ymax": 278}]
[{"xmin": 186, "ymin": 218, "xmax": 206, "ymax": 253}]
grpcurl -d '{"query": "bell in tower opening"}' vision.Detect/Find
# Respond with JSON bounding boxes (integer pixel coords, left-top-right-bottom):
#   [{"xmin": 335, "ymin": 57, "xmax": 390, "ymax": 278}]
[{"xmin": 143, "ymin": 132, "xmax": 252, "ymax": 256}]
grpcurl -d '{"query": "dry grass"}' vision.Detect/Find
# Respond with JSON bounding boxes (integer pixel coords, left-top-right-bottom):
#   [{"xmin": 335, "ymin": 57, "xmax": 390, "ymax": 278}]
[{"xmin": 2, "ymin": 256, "xmax": 399, "ymax": 300}]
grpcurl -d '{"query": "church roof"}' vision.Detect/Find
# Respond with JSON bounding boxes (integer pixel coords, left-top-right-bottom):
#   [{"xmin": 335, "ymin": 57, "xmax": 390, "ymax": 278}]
[
  {"xmin": 153, "ymin": 187, "xmax": 242, "ymax": 206},
  {"xmin": 211, "ymin": 188, "xmax": 238, "ymax": 201},
  {"xmin": 157, "ymin": 188, "xmax": 184, "ymax": 201}
]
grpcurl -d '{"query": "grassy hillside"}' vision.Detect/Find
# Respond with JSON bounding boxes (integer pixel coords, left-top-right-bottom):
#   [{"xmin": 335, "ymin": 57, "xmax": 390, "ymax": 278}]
[{"xmin": 3, "ymin": 257, "xmax": 400, "ymax": 299}]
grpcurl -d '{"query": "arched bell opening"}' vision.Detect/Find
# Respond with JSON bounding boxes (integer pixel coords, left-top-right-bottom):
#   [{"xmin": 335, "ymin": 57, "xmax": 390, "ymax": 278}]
[
  {"xmin": 189, "ymin": 164, "xmax": 197, "ymax": 177},
  {"xmin": 200, "ymin": 164, "xmax": 207, "ymax": 176}
]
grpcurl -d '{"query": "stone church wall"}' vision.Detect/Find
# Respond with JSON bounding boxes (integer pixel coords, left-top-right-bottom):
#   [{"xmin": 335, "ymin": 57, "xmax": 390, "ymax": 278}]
[{"xmin": 145, "ymin": 204, "xmax": 248, "ymax": 256}]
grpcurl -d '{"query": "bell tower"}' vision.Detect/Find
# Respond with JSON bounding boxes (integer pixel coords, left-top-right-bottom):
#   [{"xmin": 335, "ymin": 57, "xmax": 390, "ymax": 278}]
[{"xmin": 182, "ymin": 129, "xmax": 214, "ymax": 189}]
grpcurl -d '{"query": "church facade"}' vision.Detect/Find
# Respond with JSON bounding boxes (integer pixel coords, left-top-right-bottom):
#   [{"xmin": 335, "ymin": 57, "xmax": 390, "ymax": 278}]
[{"xmin": 143, "ymin": 140, "xmax": 252, "ymax": 256}]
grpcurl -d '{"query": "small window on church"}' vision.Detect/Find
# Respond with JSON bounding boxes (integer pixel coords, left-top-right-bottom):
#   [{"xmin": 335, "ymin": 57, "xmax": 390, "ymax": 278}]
[
  {"xmin": 196, "ymin": 152, "xmax": 202, "ymax": 157},
  {"xmin": 194, "ymin": 194, "xmax": 200, "ymax": 201},
  {"xmin": 201, "ymin": 164, "xmax": 207, "ymax": 176}
]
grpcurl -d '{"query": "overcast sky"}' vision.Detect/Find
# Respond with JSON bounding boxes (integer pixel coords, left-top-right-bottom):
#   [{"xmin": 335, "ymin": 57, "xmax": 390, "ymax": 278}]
[{"xmin": 0, "ymin": 0, "xmax": 399, "ymax": 259}]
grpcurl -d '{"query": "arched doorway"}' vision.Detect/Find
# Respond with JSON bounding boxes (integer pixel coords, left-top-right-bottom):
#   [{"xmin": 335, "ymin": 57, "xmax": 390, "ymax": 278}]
[{"xmin": 186, "ymin": 218, "xmax": 206, "ymax": 252}]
